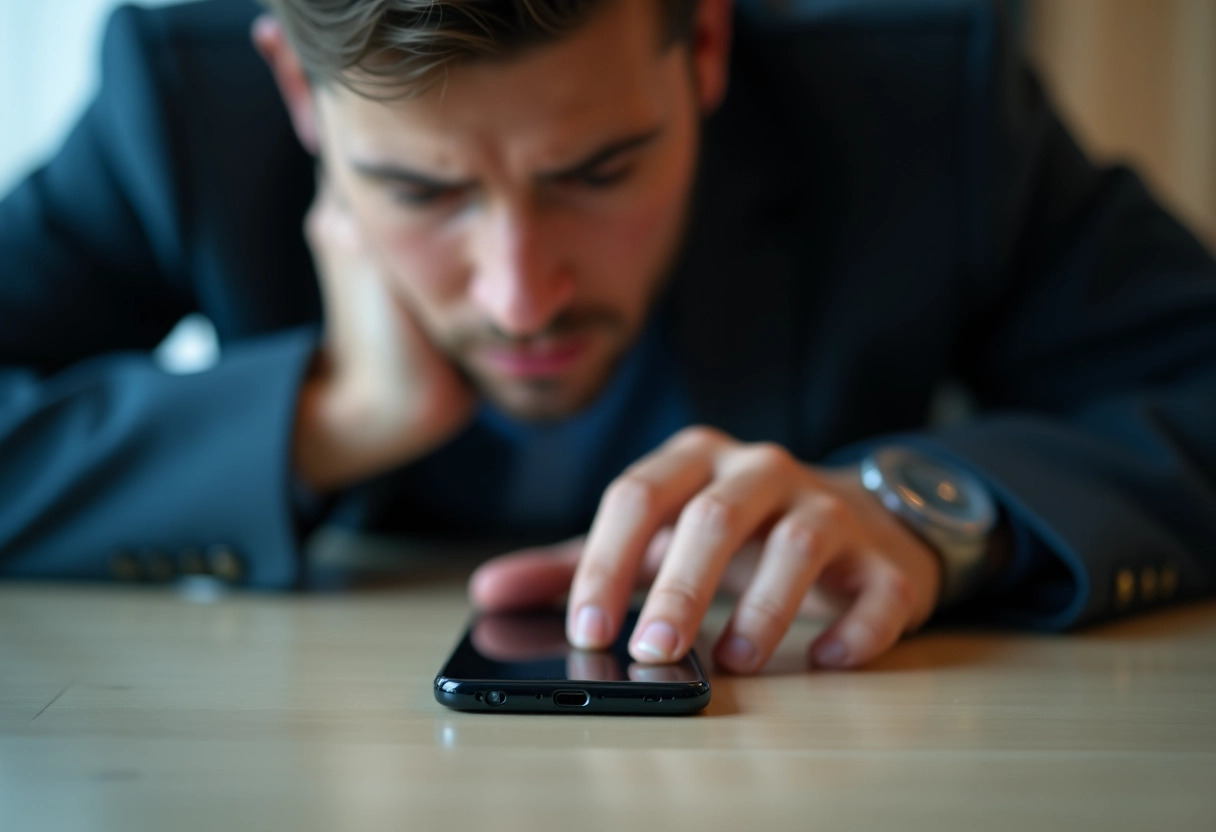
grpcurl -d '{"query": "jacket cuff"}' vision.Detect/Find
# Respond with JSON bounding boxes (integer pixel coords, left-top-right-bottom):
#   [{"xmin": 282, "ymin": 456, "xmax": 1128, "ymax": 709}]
[
  {"xmin": 827, "ymin": 427, "xmax": 1092, "ymax": 630},
  {"xmin": 0, "ymin": 326, "xmax": 321, "ymax": 589},
  {"xmin": 174, "ymin": 326, "xmax": 322, "ymax": 589}
]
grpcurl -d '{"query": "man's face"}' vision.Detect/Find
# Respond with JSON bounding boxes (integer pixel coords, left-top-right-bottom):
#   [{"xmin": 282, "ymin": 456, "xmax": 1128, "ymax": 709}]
[{"xmin": 312, "ymin": 0, "xmax": 713, "ymax": 420}]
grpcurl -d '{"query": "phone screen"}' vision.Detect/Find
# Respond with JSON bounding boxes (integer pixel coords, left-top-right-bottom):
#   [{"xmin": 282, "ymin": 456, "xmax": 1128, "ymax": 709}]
[{"xmin": 434, "ymin": 609, "xmax": 711, "ymax": 715}]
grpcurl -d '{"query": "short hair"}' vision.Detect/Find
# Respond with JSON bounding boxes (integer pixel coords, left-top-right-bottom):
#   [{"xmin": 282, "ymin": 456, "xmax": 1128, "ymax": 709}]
[{"xmin": 259, "ymin": 0, "xmax": 700, "ymax": 97}]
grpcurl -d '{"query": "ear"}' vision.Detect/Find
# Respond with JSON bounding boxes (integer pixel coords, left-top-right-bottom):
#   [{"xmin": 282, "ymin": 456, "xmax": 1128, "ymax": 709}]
[
  {"xmin": 690, "ymin": 0, "xmax": 733, "ymax": 114},
  {"xmin": 252, "ymin": 14, "xmax": 320, "ymax": 154}
]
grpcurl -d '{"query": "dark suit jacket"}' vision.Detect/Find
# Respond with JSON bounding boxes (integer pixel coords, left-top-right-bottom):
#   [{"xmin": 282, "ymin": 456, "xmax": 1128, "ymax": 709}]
[{"xmin": 3, "ymin": 0, "xmax": 1215, "ymax": 629}]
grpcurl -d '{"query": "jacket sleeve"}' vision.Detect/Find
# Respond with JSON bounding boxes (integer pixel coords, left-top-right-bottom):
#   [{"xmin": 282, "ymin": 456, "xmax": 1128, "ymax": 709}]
[
  {"xmin": 0, "ymin": 6, "xmax": 318, "ymax": 588},
  {"xmin": 904, "ymin": 10, "xmax": 1216, "ymax": 628}
]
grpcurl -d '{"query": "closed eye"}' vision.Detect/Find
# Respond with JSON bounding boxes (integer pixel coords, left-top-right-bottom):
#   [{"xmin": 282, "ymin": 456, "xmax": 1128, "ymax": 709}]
[
  {"xmin": 568, "ymin": 164, "xmax": 635, "ymax": 188},
  {"xmin": 390, "ymin": 184, "xmax": 456, "ymax": 207},
  {"xmin": 540, "ymin": 127, "xmax": 662, "ymax": 188}
]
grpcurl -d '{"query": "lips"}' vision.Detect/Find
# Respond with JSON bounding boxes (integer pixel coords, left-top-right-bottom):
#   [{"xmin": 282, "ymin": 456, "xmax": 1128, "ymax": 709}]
[{"xmin": 479, "ymin": 335, "xmax": 592, "ymax": 379}]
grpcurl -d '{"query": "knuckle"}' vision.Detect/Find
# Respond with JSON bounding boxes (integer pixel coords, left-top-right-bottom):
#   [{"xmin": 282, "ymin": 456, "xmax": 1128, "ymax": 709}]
[
  {"xmin": 737, "ymin": 593, "xmax": 795, "ymax": 636},
  {"xmin": 812, "ymin": 493, "xmax": 851, "ymax": 528},
  {"xmin": 682, "ymin": 493, "xmax": 740, "ymax": 540},
  {"xmin": 778, "ymin": 513, "xmax": 826, "ymax": 552},
  {"xmin": 775, "ymin": 517, "xmax": 826, "ymax": 562},
  {"xmin": 672, "ymin": 424, "xmax": 724, "ymax": 452},
  {"xmin": 572, "ymin": 557, "xmax": 620, "ymax": 597},
  {"xmin": 649, "ymin": 578, "xmax": 707, "ymax": 619},
  {"xmin": 886, "ymin": 569, "xmax": 916, "ymax": 614},
  {"xmin": 603, "ymin": 475, "xmax": 661, "ymax": 521},
  {"xmin": 746, "ymin": 442, "xmax": 793, "ymax": 473}
]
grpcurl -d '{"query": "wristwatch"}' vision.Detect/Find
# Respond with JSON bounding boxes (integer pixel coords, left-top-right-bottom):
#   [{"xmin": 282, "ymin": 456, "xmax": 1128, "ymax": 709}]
[{"xmin": 859, "ymin": 446, "xmax": 998, "ymax": 607}]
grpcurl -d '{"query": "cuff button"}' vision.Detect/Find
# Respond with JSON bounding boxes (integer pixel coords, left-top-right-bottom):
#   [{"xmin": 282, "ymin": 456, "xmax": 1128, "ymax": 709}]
[
  {"xmin": 178, "ymin": 548, "xmax": 208, "ymax": 576},
  {"xmin": 1114, "ymin": 568, "xmax": 1136, "ymax": 609},
  {"xmin": 143, "ymin": 550, "xmax": 176, "ymax": 582},
  {"xmin": 1139, "ymin": 567, "xmax": 1158, "ymax": 603},
  {"xmin": 1160, "ymin": 566, "xmax": 1179, "ymax": 599},
  {"xmin": 109, "ymin": 552, "xmax": 141, "ymax": 582},
  {"xmin": 208, "ymin": 546, "xmax": 245, "ymax": 583}
]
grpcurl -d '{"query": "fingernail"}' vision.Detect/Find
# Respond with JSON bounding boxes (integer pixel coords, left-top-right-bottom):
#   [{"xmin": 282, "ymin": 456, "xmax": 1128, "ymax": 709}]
[
  {"xmin": 720, "ymin": 636, "xmax": 758, "ymax": 673},
  {"xmin": 633, "ymin": 621, "xmax": 680, "ymax": 661},
  {"xmin": 815, "ymin": 638, "xmax": 849, "ymax": 667},
  {"xmin": 572, "ymin": 605, "xmax": 609, "ymax": 649}
]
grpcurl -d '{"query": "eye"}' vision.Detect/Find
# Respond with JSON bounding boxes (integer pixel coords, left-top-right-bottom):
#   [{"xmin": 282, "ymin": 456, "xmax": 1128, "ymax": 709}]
[
  {"xmin": 571, "ymin": 164, "xmax": 635, "ymax": 189},
  {"xmin": 389, "ymin": 185, "xmax": 452, "ymax": 207}
]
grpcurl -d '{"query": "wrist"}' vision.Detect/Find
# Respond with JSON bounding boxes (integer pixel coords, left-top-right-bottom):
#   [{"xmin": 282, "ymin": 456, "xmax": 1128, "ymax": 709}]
[
  {"xmin": 859, "ymin": 446, "xmax": 998, "ymax": 608},
  {"xmin": 291, "ymin": 360, "xmax": 438, "ymax": 492}
]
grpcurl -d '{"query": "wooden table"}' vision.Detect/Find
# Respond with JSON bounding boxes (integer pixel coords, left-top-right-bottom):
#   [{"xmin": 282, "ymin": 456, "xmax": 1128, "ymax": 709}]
[{"xmin": 2, "ymin": 568, "xmax": 1215, "ymax": 831}]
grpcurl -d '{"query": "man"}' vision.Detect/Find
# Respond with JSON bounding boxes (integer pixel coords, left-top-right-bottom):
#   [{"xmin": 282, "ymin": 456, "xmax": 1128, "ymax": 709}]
[{"xmin": 1, "ymin": 0, "xmax": 1214, "ymax": 674}]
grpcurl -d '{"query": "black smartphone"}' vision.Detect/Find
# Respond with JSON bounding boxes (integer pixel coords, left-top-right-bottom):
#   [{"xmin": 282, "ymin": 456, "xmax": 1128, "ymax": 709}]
[{"xmin": 434, "ymin": 608, "xmax": 711, "ymax": 715}]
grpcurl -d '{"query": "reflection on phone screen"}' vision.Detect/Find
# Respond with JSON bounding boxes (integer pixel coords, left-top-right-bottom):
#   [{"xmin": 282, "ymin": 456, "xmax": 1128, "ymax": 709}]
[{"xmin": 445, "ymin": 609, "xmax": 702, "ymax": 683}]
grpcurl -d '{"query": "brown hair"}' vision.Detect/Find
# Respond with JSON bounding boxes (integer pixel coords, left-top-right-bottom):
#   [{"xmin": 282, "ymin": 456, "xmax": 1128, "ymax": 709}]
[{"xmin": 259, "ymin": 0, "xmax": 700, "ymax": 97}]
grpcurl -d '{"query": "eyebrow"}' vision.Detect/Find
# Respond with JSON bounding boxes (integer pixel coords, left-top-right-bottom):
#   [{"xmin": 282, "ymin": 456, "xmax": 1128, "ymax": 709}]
[
  {"xmin": 350, "ymin": 126, "xmax": 664, "ymax": 190},
  {"xmin": 538, "ymin": 126, "xmax": 664, "ymax": 181}
]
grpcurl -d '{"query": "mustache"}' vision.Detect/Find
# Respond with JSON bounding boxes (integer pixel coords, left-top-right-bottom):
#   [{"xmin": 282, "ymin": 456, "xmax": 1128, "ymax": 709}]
[{"xmin": 449, "ymin": 308, "xmax": 625, "ymax": 351}]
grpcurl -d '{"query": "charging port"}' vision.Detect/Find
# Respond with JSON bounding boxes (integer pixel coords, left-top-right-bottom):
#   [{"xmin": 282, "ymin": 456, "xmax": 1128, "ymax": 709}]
[{"xmin": 554, "ymin": 689, "xmax": 591, "ymax": 708}]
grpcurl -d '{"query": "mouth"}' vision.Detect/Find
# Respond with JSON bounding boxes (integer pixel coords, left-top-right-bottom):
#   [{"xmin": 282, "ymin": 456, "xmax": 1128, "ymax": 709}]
[{"xmin": 477, "ymin": 334, "xmax": 594, "ymax": 380}]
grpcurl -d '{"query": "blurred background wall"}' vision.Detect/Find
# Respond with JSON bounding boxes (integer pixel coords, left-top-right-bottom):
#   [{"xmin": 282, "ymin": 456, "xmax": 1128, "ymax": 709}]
[
  {"xmin": 1, "ymin": 0, "xmax": 1214, "ymax": 248},
  {"xmin": 1029, "ymin": 0, "xmax": 1216, "ymax": 248},
  {"xmin": 0, "ymin": 0, "xmax": 177, "ymax": 197}
]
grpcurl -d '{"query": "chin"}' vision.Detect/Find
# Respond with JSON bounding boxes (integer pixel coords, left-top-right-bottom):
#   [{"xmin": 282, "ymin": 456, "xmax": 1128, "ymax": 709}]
[
  {"xmin": 484, "ymin": 379, "xmax": 600, "ymax": 422},
  {"xmin": 461, "ymin": 329, "xmax": 636, "ymax": 422},
  {"xmin": 479, "ymin": 361, "xmax": 621, "ymax": 423}
]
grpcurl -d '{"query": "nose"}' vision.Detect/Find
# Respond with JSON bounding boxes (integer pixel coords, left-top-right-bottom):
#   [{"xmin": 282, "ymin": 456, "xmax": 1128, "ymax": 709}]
[{"xmin": 468, "ymin": 201, "xmax": 574, "ymax": 337}]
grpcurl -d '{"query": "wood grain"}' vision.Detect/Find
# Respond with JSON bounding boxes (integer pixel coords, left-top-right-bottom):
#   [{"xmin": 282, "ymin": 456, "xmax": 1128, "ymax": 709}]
[{"xmin": 1, "ymin": 579, "xmax": 1214, "ymax": 831}]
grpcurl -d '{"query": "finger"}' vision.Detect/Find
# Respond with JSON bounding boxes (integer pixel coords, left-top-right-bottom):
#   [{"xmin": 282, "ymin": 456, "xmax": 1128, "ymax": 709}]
[
  {"xmin": 630, "ymin": 444, "xmax": 799, "ymax": 664},
  {"xmin": 638, "ymin": 525, "xmax": 676, "ymax": 584},
  {"xmin": 809, "ymin": 555, "xmax": 916, "ymax": 669},
  {"xmin": 566, "ymin": 429, "xmax": 724, "ymax": 649},
  {"xmin": 469, "ymin": 538, "xmax": 584, "ymax": 612},
  {"xmin": 474, "ymin": 526, "xmax": 681, "ymax": 615},
  {"xmin": 717, "ymin": 532, "xmax": 769, "ymax": 596},
  {"xmin": 713, "ymin": 495, "xmax": 845, "ymax": 673}
]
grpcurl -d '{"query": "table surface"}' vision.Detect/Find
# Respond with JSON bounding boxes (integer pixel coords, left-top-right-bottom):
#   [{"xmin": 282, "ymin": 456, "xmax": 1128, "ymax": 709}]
[{"xmin": 2, "ymin": 569, "xmax": 1215, "ymax": 832}]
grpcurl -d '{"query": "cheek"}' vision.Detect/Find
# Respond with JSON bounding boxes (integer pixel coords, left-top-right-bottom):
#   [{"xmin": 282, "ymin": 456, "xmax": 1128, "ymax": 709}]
[
  {"xmin": 360, "ymin": 210, "xmax": 467, "ymax": 312},
  {"xmin": 334, "ymin": 169, "xmax": 465, "ymax": 307},
  {"xmin": 571, "ymin": 167, "xmax": 694, "ymax": 309},
  {"xmin": 592, "ymin": 114, "xmax": 697, "ymax": 286}
]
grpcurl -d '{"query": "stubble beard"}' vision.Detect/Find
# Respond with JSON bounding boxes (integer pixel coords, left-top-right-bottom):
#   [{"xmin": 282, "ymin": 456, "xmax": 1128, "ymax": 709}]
[
  {"xmin": 452, "ymin": 220, "xmax": 693, "ymax": 422},
  {"xmin": 441, "ymin": 120, "xmax": 702, "ymax": 422}
]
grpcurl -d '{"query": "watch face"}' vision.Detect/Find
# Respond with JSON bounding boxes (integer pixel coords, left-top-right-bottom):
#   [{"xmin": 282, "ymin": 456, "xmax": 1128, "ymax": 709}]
[
  {"xmin": 866, "ymin": 448, "xmax": 996, "ymax": 536},
  {"xmin": 897, "ymin": 458, "xmax": 973, "ymax": 516}
]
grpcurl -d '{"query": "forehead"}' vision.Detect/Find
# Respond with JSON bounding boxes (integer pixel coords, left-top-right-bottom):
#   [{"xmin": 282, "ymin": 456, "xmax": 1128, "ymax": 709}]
[{"xmin": 320, "ymin": 0, "xmax": 681, "ymax": 169}]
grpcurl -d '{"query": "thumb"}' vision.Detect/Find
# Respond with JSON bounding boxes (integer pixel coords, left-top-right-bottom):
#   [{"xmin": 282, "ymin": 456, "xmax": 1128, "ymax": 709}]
[{"xmin": 469, "ymin": 537, "xmax": 585, "ymax": 612}]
